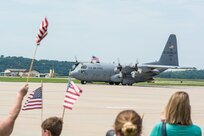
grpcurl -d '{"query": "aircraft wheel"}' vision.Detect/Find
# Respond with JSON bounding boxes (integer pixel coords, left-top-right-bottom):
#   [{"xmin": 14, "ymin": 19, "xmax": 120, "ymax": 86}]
[
  {"xmin": 81, "ymin": 81, "xmax": 87, "ymax": 84},
  {"xmin": 115, "ymin": 82, "xmax": 120, "ymax": 85},
  {"xmin": 109, "ymin": 82, "xmax": 114, "ymax": 85},
  {"xmin": 128, "ymin": 84, "xmax": 132, "ymax": 86},
  {"xmin": 122, "ymin": 83, "xmax": 126, "ymax": 86}
]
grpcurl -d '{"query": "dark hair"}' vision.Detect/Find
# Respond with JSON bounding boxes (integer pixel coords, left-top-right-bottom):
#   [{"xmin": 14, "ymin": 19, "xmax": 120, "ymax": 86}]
[{"xmin": 41, "ymin": 116, "xmax": 63, "ymax": 136}]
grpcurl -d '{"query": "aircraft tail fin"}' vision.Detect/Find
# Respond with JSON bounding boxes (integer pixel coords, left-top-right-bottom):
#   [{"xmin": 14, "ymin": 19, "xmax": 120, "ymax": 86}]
[{"xmin": 149, "ymin": 34, "xmax": 179, "ymax": 66}]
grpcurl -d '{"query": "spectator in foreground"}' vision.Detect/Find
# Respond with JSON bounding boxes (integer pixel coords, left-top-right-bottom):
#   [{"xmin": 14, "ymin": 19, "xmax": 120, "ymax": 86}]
[
  {"xmin": 150, "ymin": 91, "xmax": 202, "ymax": 136},
  {"xmin": 108, "ymin": 109, "xmax": 142, "ymax": 136},
  {"xmin": 41, "ymin": 116, "xmax": 63, "ymax": 136},
  {"xmin": 0, "ymin": 84, "xmax": 29, "ymax": 136}
]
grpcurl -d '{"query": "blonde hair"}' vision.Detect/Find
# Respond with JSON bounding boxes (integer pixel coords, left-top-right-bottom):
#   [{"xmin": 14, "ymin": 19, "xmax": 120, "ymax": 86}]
[
  {"xmin": 114, "ymin": 110, "xmax": 142, "ymax": 136},
  {"xmin": 165, "ymin": 91, "xmax": 192, "ymax": 125}
]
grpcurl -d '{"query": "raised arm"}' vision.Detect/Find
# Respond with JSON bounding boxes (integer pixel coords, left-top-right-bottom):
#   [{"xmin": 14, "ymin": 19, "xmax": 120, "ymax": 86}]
[{"xmin": 0, "ymin": 84, "xmax": 28, "ymax": 136}]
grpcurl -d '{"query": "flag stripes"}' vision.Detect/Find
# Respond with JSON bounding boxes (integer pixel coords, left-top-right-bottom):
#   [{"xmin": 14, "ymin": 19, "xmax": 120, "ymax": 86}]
[
  {"xmin": 22, "ymin": 87, "xmax": 42, "ymax": 111},
  {"xmin": 36, "ymin": 17, "xmax": 48, "ymax": 45},
  {"xmin": 91, "ymin": 56, "xmax": 100, "ymax": 63},
  {"xmin": 63, "ymin": 81, "xmax": 82, "ymax": 110}
]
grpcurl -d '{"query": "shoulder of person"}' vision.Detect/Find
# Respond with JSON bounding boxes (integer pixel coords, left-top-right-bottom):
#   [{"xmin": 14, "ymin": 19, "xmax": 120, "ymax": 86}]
[
  {"xmin": 192, "ymin": 124, "xmax": 202, "ymax": 131},
  {"xmin": 151, "ymin": 122, "xmax": 163, "ymax": 130},
  {"xmin": 154, "ymin": 122, "xmax": 163, "ymax": 127}
]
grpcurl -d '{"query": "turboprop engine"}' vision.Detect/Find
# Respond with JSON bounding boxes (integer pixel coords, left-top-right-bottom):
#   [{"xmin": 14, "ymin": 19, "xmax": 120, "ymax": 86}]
[{"xmin": 110, "ymin": 74, "xmax": 123, "ymax": 82}]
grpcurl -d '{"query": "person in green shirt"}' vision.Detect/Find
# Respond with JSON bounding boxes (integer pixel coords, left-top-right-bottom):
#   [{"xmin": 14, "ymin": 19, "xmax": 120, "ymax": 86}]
[{"xmin": 150, "ymin": 91, "xmax": 202, "ymax": 136}]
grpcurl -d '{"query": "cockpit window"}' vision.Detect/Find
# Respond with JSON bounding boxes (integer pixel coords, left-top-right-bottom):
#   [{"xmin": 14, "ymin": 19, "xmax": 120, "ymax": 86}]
[{"xmin": 81, "ymin": 65, "xmax": 87, "ymax": 69}]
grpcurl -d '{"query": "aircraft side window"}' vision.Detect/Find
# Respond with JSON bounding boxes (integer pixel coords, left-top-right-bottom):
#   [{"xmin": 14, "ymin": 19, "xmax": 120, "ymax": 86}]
[
  {"xmin": 81, "ymin": 70, "xmax": 85, "ymax": 73},
  {"xmin": 81, "ymin": 65, "xmax": 87, "ymax": 69}
]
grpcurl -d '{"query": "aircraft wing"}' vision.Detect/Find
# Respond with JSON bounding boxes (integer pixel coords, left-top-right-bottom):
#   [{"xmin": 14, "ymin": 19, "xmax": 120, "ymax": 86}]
[
  {"xmin": 120, "ymin": 64, "xmax": 176, "ymax": 75},
  {"xmin": 144, "ymin": 65, "xmax": 180, "ymax": 69},
  {"xmin": 143, "ymin": 65, "xmax": 196, "ymax": 70}
]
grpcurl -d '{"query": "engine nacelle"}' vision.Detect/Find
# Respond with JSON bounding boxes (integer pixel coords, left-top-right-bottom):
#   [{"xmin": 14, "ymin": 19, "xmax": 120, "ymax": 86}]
[
  {"xmin": 151, "ymin": 69, "xmax": 160, "ymax": 75},
  {"xmin": 131, "ymin": 71, "xmax": 137, "ymax": 78},
  {"xmin": 139, "ymin": 67, "xmax": 151, "ymax": 73},
  {"xmin": 114, "ymin": 67, "xmax": 120, "ymax": 73},
  {"xmin": 131, "ymin": 69, "xmax": 142, "ymax": 78},
  {"xmin": 110, "ymin": 74, "xmax": 123, "ymax": 82}
]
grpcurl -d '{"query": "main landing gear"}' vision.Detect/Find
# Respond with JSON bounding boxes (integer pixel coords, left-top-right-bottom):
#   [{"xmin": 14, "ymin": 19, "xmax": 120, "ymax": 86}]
[
  {"xmin": 81, "ymin": 80, "xmax": 87, "ymax": 84},
  {"xmin": 108, "ymin": 82, "xmax": 132, "ymax": 85}
]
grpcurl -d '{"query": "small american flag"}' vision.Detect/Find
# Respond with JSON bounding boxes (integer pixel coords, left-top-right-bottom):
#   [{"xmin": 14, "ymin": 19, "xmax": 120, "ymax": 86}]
[
  {"xmin": 36, "ymin": 17, "xmax": 48, "ymax": 45},
  {"xmin": 22, "ymin": 87, "xmax": 42, "ymax": 111},
  {"xmin": 91, "ymin": 56, "xmax": 100, "ymax": 63},
  {"xmin": 63, "ymin": 81, "xmax": 83, "ymax": 110}
]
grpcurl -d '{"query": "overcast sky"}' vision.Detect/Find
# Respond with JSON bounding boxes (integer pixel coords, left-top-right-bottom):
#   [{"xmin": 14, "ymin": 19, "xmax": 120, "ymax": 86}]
[{"xmin": 0, "ymin": 0, "xmax": 204, "ymax": 69}]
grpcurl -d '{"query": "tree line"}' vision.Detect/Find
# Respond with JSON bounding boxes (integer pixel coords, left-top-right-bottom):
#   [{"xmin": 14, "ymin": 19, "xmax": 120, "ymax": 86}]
[
  {"xmin": 158, "ymin": 70, "xmax": 204, "ymax": 79},
  {"xmin": 0, "ymin": 55, "xmax": 74, "ymax": 76}
]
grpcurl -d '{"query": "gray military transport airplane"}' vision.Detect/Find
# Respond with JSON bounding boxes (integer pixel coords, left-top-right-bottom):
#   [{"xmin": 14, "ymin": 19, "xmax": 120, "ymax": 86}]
[{"xmin": 70, "ymin": 34, "xmax": 192, "ymax": 85}]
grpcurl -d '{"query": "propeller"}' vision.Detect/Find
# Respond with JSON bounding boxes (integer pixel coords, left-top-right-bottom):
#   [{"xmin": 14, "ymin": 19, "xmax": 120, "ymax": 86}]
[
  {"xmin": 74, "ymin": 56, "xmax": 78, "ymax": 63},
  {"xmin": 72, "ymin": 56, "xmax": 80, "ymax": 70},
  {"xmin": 134, "ymin": 58, "xmax": 139, "ymax": 71},
  {"xmin": 115, "ymin": 58, "xmax": 123, "ymax": 78},
  {"xmin": 117, "ymin": 58, "xmax": 122, "ymax": 71},
  {"xmin": 131, "ymin": 58, "xmax": 140, "ymax": 78}
]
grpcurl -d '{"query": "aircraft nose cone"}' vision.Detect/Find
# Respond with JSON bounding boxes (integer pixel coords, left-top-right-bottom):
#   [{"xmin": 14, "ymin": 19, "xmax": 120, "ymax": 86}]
[{"xmin": 70, "ymin": 71, "xmax": 77, "ymax": 78}]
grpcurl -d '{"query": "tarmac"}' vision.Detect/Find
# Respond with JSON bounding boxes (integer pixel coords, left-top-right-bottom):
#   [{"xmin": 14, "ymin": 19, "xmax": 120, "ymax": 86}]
[{"xmin": 0, "ymin": 82, "xmax": 203, "ymax": 136}]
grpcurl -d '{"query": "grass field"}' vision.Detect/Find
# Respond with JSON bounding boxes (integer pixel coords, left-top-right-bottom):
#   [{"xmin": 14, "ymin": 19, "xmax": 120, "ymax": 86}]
[
  {"xmin": 0, "ymin": 76, "xmax": 204, "ymax": 86},
  {"xmin": 136, "ymin": 78, "xmax": 204, "ymax": 86},
  {"xmin": 0, "ymin": 76, "xmax": 69, "ymax": 83}
]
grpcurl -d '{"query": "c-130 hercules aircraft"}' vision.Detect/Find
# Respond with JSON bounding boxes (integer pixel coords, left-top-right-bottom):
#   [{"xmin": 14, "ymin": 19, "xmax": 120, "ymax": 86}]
[{"xmin": 70, "ymin": 34, "xmax": 190, "ymax": 85}]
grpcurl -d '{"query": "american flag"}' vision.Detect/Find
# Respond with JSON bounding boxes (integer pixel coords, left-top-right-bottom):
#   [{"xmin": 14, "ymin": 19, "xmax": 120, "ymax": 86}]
[
  {"xmin": 63, "ymin": 81, "xmax": 83, "ymax": 110},
  {"xmin": 22, "ymin": 87, "xmax": 42, "ymax": 110},
  {"xmin": 91, "ymin": 56, "xmax": 100, "ymax": 63},
  {"xmin": 36, "ymin": 17, "xmax": 48, "ymax": 45}
]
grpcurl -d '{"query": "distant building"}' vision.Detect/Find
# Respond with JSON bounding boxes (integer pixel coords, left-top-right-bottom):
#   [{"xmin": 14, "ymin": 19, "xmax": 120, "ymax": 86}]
[
  {"xmin": 3, "ymin": 68, "xmax": 51, "ymax": 78},
  {"xmin": 20, "ymin": 70, "xmax": 40, "ymax": 77},
  {"xmin": 4, "ymin": 69, "xmax": 27, "ymax": 77},
  {"xmin": 49, "ymin": 68, "xmax": 55, "ymax": 78},
  {"xmin": 38, "ymin": 73, "xmax": 46, "ymax": 77}
]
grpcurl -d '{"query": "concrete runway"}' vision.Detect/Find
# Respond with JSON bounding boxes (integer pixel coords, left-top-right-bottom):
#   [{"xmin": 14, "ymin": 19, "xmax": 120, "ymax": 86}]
[{"xmin": 0, "ymin": 82, "xmax": 203, "ymax": 136}]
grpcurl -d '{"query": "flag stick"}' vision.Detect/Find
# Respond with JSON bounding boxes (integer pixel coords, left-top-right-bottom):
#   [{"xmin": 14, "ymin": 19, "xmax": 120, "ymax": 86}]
[
  {"xmin": 141, "ymin": 113, "xmax": 144, "ymax": 119},
  {"xmin": 26, "ymin": 45, "xmax": 39, "ymax": 82},
  {"xmin": 141, "ymin": 113, "xmax": 144, "ymax": 125},
  {"xmin": 62, "ymin": 107, "xmax": 66, "ymax": 121},
  {"xmin": 41, "ymin": 80, "xmax": 43, "ymax": 123}
]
